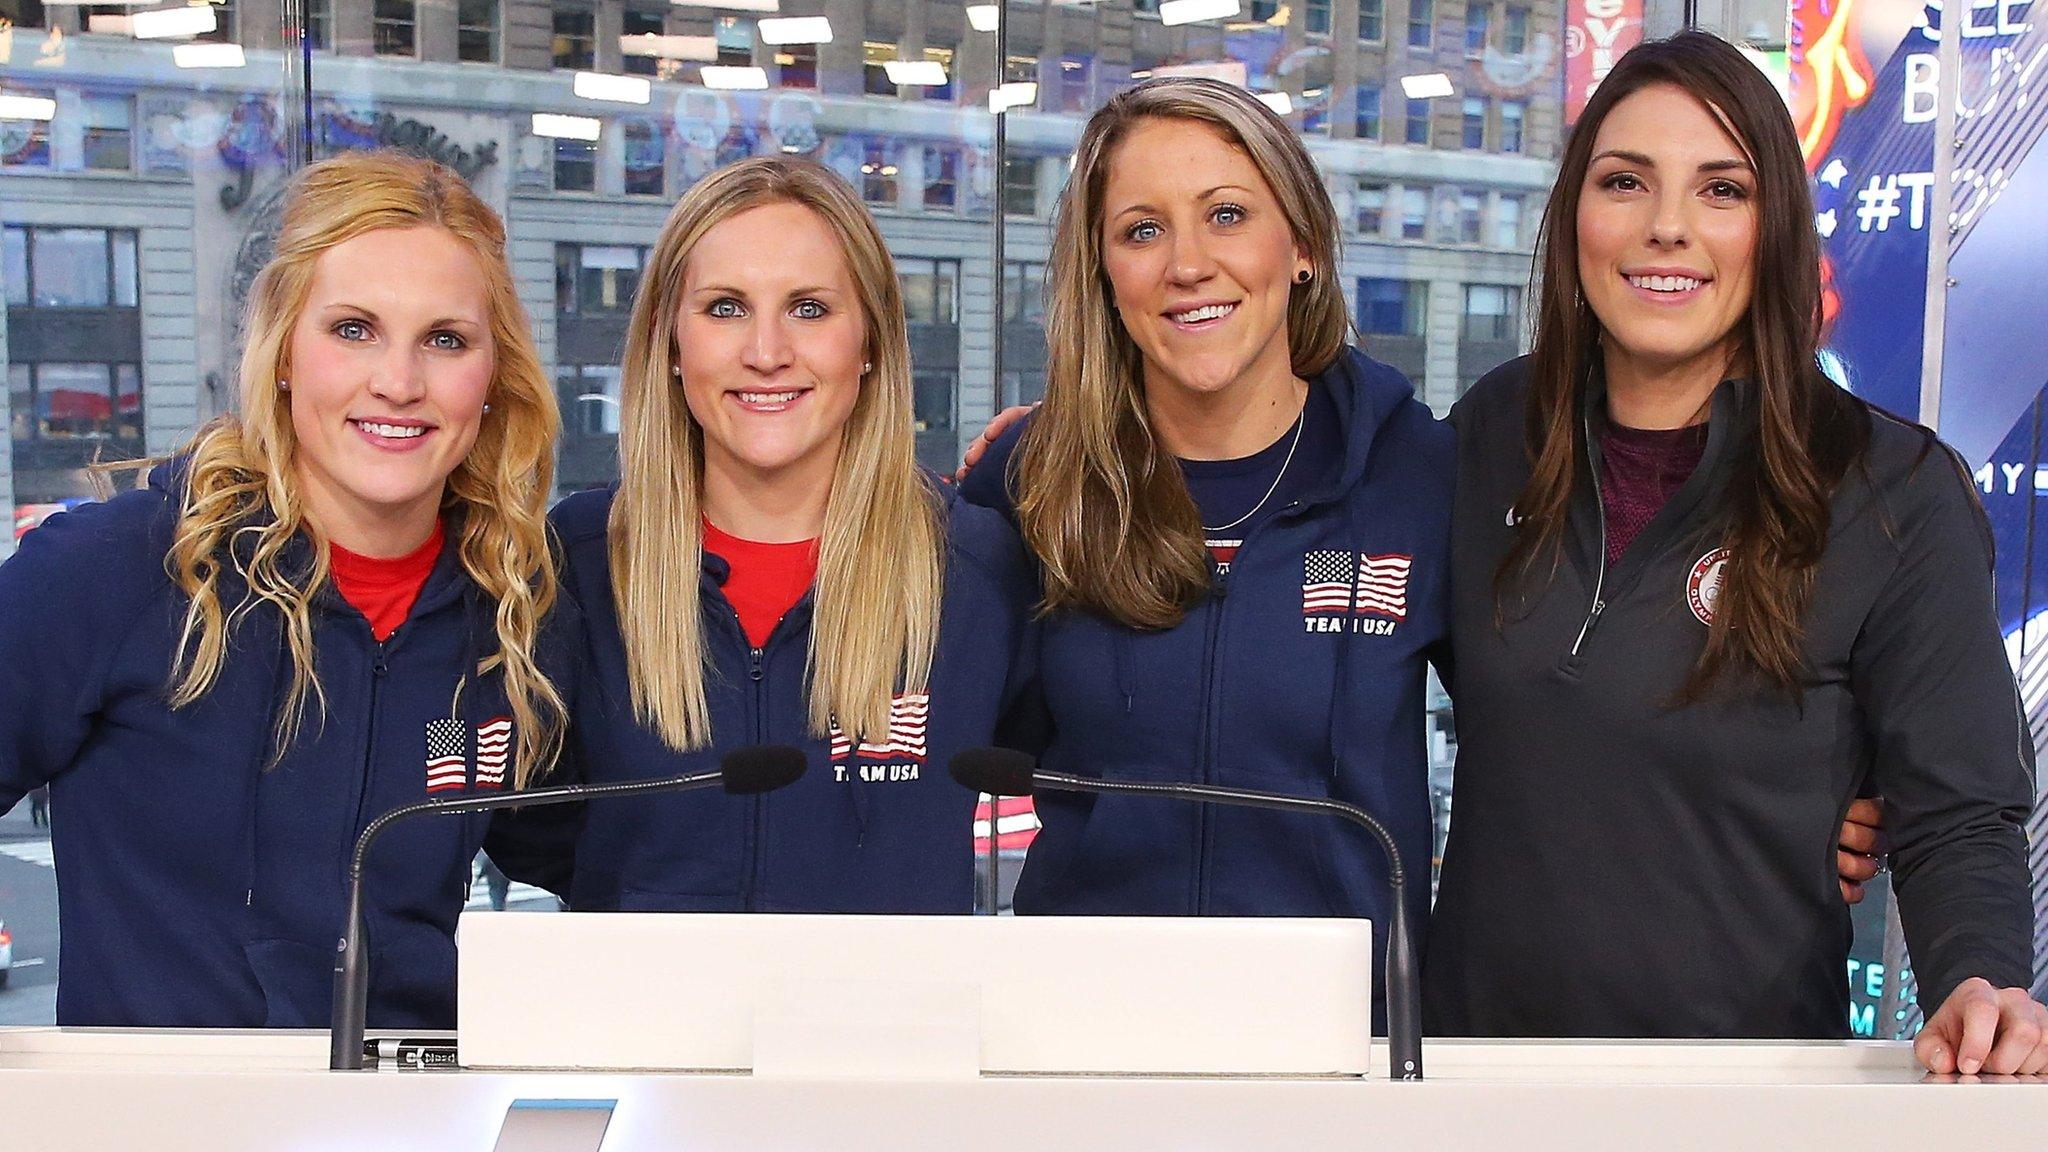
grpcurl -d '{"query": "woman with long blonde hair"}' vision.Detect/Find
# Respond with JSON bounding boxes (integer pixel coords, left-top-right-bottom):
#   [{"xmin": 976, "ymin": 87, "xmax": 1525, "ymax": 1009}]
[
  {"xmin": 489, "ymin": 157, "xmax": 1030, "ymax": 912},
  {"xmin": 0, "ymin": 150, "xmax": 565, "ymax": 1028}
]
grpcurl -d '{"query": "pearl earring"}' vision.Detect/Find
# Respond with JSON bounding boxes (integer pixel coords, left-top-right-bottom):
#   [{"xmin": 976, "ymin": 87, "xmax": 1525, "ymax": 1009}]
[
  {"xmin": 277, "ymin": 378, "xmax": 290, "ymax": 391},
  {"xmin": 482, "ymin": 403, "xmax": 492, "ymax": 415},
  {"xmin": 862, "ymin": 361, "xmax": 872, "ymax": 375}
]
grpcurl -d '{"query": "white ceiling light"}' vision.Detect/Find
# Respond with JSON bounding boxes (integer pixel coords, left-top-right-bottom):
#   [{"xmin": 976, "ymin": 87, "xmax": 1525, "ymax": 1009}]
[
  {"xmin": 131, "ymin": 5, "xmax": 218, "ymax": 39},
  {"xmin": 173, "ymin": 42, "xmax": 245, "ymax": 68},
  {"xmin": 574, "ymin": 71, "xmax": 653, "ymax": 104},
  {"xmin": 621, "ymin": 34, "xmax": 717, "ymax": 62},
  {"xmin": 967, "ymin": 5, "xmax": 999, "ymax": 31},
  {"xmin": 1254, "ymin": 91, "xmax": 1292, "ymax": 115},
  {"xmin": 87, "ymin": 14, "xmax": 134, "ymax": 33},
  {"xmin": 0, "ymin": 95, "xmax": 59, "ymax": 122},
  {"xmin": 532, "ymin": 113, "xmax": 603, "ymax": 141},
  {"xmin": 989, "ymin": 82, "xmax": 1038, "ymax": 114},
  {"xmin": 1400, "ymin": 72, "xmax": 1455, "ymax": 99},
  {"xmin": 701, "ymin": 65, "xmax": 771, "ymax": 91},
  {"xmin": 757, "ymin": 16, "xmax": 831, "ymax": 45},
  {"xmin": 1160, "ymin": 0, "xmax": 1241, "ymax": 26},
  {"xmin": 884, "ymin": 60, "xmax": 948, "ymax": 87},
  {"xmin": 668, "ymin": 0, "xmax": 777, "ymax": 10}
]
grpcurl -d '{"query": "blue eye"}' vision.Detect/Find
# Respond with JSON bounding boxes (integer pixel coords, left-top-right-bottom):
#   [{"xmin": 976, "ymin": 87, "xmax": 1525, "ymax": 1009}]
[
  {"xmin": 791, "ymin": 299, "xmax": 827, "ymax": 319},
  {"xmin": 707, "ymin": 298, "xmax": 744, "ymax": 318},
  {"xmin": 334, "ymin": 319, "xmax": 371, "ymax": 341},
  {"xmin": 1212, "ymin": 203, "xmax": 1246, "ymax": 226},
  {"xmin": 1126, "ymin": 220, "xmax": 1162, "ymax": 243},
  {"xmin": 428, "ymin": 330, "xmax": 468, "ymax": 351}
]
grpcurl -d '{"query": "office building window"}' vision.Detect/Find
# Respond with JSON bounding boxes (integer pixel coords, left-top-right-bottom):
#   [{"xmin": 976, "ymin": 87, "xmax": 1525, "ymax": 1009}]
[
  {"xmin": 1003, "ymin": 154, "xmax": 1039, "ymax": 217},
  {"xmin": 1408, "ymin": 0, "xmax": 1434, "ymax": 48},
  {"xmin": 860, "ymin": 139, "xmax": 899, "ymax": 206},
  {"xmin": 82, "ymin": 94, "xmax": 132, "ymax": 172},
  {"xmin": 196, "ymin": 0, "xmax": 238, "ymax": 43},
  {"xmin": 1003, "ymin": 261, "xmax": 1047, "ymax": 324},
  {"xmin": 899, "ymin": 258, "xmax": 960, "ymax": 327},
  {"xmin": 555, "ymin": 244, "xmax": 645, "ymax": 315},
  {"xmin": 1493, "ymin": 195, "xmax": 1524, "ymax": 247},
  {"xmin": 1505, "ymin": 4, "xmax": 1531, "ymax": 53},
  {"xmin": 865, "ymin": 41, "xmax": 899, "ymax": 96},
  {"xmin": 1356, "ymin": 182, "xmax": 1389, "ymax": 236},
  {"xmin": 779, "ymin": 43, "xmax": 817, "ymax": 88},
  {"xmin": 1463, "ymin": 97, "xmax": 1487, "ymax": 150},
  {"xmin": 0, "ymin": 89, "xmax": 54, "ymax": 168},
  {"xmin": 1466, "ymin": 3, "xmax": 1491, "ymax": 56},
  {"xmin": 554, "ymin": 5, "xmax": 596, "ymax": 71},
  {"xmin": 1463, "ymin": 284, "xmax": 1520, "ymax": 340},
  {"xmin": 715, "ymin": 15, "xmax": 754, "ymax": 65},
  {"xmin": 1405, "ymin": 97, "xmax": 1430, "ymax": 145},
  {"xmin": 923, "ymin": 146, "xmax": 960, "ymax": 211},
  {"xmin": 1501, "ymin": 100, "xmax": 1525, "ymax": 153},
  {"xmin": 374, "ymin": 0, "xmax": 416, "ymax": 57},
  {"xmin": 1358, "ymin": 278, "xmax": 1427, "ymax": 337},
  {"xmin": 1355, "ymin": 86, "xmax": 1381, "ymax": 140},
  {"xmin": 553, "ymin": 137, "xmax": 596, "ymax": 192},
  {"xmin": 1058, "ymin": 54, "xmax": 1092, "ymax": 113},
  {"xmin": 619, "ymin": 9, "xmax": 663, "ymax": 75},
  {"xmin": 1358, "ymin": 0, "xmax": 1384, "ymax": 41},
  {"xmin": 623, "ymin": 119, "xmax": 664, "ymax": 196},
  {"xmin": 1306, "ymin": 0, "xmax": 1331, "ymax": 34},
  {"xmin": 559, "ymin": 364, "xmax": 621, "ymax": 436},
  {"xmin": 1457, "ymin": 191, "xmax": 1484, "ymax": 244},
  {"xmin": 458, "ymin": 0, "xmax": 498, "ymax": 63},
  {"xmin": 924, "ymin": 45, "xmax": 959, "ymax": 102},
  {"xmin": 5, "ymin": 226, "xmax": 145, "ymax": 449},
  {"xmin": 1400, "ymin": 188, "xmax": 1429, "ymax": 239},
  {"xmin": 306, "ymin": 0, "xmax": 332, "ymax": 50}
]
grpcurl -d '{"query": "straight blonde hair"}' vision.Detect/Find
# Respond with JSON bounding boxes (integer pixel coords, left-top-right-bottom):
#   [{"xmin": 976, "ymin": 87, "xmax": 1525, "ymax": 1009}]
[
  {"xmin": 166, "ymin": 150, "xmax": 566, "ymax": 786},
  {"xmin": 611, "ymin": 157, "xmax": 943, "ymax": 750},
  {"xmin": 1014, "ymin": 78, "xmax": 1354, "ymax": 629}
]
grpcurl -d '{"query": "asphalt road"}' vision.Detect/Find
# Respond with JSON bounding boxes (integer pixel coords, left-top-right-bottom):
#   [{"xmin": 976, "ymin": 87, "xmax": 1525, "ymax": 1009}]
[{"xmin": 0, "ymin": 802, "xmax": 59, "ymax": 1024}]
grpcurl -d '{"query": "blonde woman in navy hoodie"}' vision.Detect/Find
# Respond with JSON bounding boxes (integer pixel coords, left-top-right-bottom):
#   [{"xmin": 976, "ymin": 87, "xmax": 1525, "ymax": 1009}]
[
  {"xmin": 488, "ymin": 158, "xmax": 1032, "ymax": 912},
  {"xmin": 0, "ymin": 152, "xmax": 566, "ymax": 1027}
]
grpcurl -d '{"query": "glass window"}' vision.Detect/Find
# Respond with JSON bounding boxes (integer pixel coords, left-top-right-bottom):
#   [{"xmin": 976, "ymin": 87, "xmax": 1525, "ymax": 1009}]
[
  {"xmin": 1409, "ymin": 0, "xmax": 1435, "ymax": 48},
  {"xmin": 1466, "ymin": 3, "xmax": 1491, "ymax": 56},
  {"xmin": 623, "ymin": 119, "xmax": 665, "ymax": 196},
  {"xmin": 4, "ymin": 227, "xmax": 26, "ymax": 307},
  {"xmin": 1405, "ymin": 98, "xmax": 1430, "ymax": 146},
  {"xmin": 374, "ymin": 0, "xmax": 416, "ymax": 58},
  {"xmin": 923, "ymin": 147, "xmax": 959, "ymax": 211},
  {"xmin": 8, "ymin": 363, "xmax": 30, "ymax": 442},
  {"xmin": 859, "ymin": 140, "xmax": 899, "ymax": 206},
  {"xmin": 899, "ymin": 258, "xmax": 960, "ymax": 326},
  {"xmin": 0, "ymin": 88, "xmax": 54, "ymax": 168},
  {"xmin": 458, "ymin": 0, "xmax": 499, "ymax": 64},
  {"xmin": 1003, "ymin": 155, "xmax": 1039, "ymax": 217},
  {"xmin": 1356, "ymin": 86, "xmax": 1381, "ymax": 141},
  {"xmin": 1356, "ymin": 182, "xmax": 1388, "ymax": 236},
  {"xmin": 1463, "ymin": 284, "xmax": 1520, "ymax": 340},
  {"xmin": 1463, "ymin": 98, "xmax": 1487, "ymax": 150},
  {"xmin": 83, "ymin": 94, "xmax": 132, "ymax": 172},
  {"xmin": 913, "ymin": 370, "xmax": 956, "ymax": 434},
  {"xmin": 1500, "ymin": 100, "xmax": 1525, "ymax": 154},
  {"xmin": 308, "ymin": 0, "xmax": 332, "ymax": 50},
  {"xmin": 1505, "ymin": 4, "xmax": 1530, "ymax": 54},
  {"xmin": 715, "ymin": 14, "xmax": 754, "ymax": 66},
  {"xmin": 115, "ymin": 363, "xmax": 143, "ymax": 442},
  {"xmin": 779, "ymin": 43, "xmax": 817, "ymax": 88},
  {"xmin": 1457, "ymin": 191, "xmax": 1484, "ymax": 244},
  {"xmin": 198, "ymin": 0, "xmax": 239, "ymax": 43},
  {"xmin": 1004, "ymin": 262, "xmax": 1047, "ymax": 324},
  {"xmin": 622, "ymin": 9, "xmax": 662, "ymax": 77},
  {"xmin": 924, "ymin": 45, "xmax": 959, "ymax": 103},
  {"xmin": 1400, "ymin": 188, "xmax": 1429, "ymax": 240},
  {"xmin": 865, "ymin": 42, "xmax": 899, "ymax": 97},
  {"xmin": 554, "ymin": 4, "xmax": 596, "ymax": 71},
  {"xmin": 1358, "ymin": 0, "xmax": 1384, "ymax": 42},
  {"xmin": 112, "ymin": 231, "xmax": 138, "ymax": 306},
  {"xmin": 554, "ymin": 137, "xmax": 596, "ymax": 193},
  {"xmin": 571, "ymin": 245, "xmax": 644, "ymax": 312},
  {"xmin": 1306, "ymin": 0, "xmax": 1331, "ymax": 35},
  {"xmin": 1058, "ymin": 54, "xmax": 1092, "ymax": 114},
  {"xmin": 1493, "ymin": 194, "xmax": 1523, "ymax": 248},
  {"xmin": 32, "ymin": 229, "xmax": 111, "ymax": 307},
  {"xmin": 1358, "ymin": 278, "xmax": 1426, "ymax": 337},
  {"xmin": 561, "ymin": 364, "xmax": 621, "ymax": 435},
  {"xmin": 36, "ymin": 363, "xmax": 115, "ymax": 439}
]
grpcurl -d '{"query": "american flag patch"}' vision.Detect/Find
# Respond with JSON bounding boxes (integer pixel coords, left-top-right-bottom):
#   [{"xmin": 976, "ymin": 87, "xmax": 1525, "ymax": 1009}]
[
  {"xmin": 1354, "ymin": 553, "xmax": 1412, "ymax": 620},
  {"xmin": 829, "ymin": 693, "xmax": 930, "ymax": 762},
  {"xmin": 474, "ymin": 716, "xmax": 512, "ymax": 790},
  {"xmin": 1303, "ymin": 550, "xmax": 1357, "ymax": 614},
  {"xmin": 424, "ymin": 718, "xmax": 467, "ymax": 794}
]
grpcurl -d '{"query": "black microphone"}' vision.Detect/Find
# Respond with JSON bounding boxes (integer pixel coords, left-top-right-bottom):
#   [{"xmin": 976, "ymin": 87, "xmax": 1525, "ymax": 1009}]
[
  {"xmin": 949, "ymin": 747, "xmax": 1424, "ymax": 1081},
  {"xmin": 329, "ymin": 744, "xmax": 808, "ymax": 1071}
]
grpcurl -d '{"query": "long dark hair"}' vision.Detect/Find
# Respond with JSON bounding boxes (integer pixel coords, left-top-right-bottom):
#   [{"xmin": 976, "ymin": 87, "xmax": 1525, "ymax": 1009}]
[{"xmin": 1499, "ymin": 32, "xmax": 1870, "ymax": 697}]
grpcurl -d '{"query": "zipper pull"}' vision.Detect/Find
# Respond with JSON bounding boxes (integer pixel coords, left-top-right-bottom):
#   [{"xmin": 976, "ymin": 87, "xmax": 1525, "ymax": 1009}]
[
  {"xmin": 373, "ymin": 641, "xmax": 390, "ymax": 678},
  {"xmin": 748, "ymin": 647, "xmax": 764, "ymax": 682}
]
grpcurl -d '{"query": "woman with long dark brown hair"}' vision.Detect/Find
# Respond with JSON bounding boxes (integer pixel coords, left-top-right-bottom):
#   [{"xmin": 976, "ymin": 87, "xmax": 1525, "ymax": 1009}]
[{"xmin": 1425, "ymin": 32, "xmax": 2046, "ymax": 1074}]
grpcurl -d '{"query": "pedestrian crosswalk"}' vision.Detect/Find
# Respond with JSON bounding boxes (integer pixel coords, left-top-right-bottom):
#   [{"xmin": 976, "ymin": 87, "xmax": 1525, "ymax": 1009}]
[{"xmin": 0, "ymin": 840, "xmax": 54, "ymax": 868}]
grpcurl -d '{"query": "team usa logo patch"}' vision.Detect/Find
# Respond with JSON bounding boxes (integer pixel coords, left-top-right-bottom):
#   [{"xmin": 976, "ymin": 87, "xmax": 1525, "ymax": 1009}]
[
  {"xmin": 423, "ymin": 716, "xmax": 513, "ymax": 794},
  {"xmin": 1303, "ymin": 550, "xmax": 1412, "ymax": 635},
  {"xmin": 829, "ymin": 693, "xmax": 929, "ymax": 783},
  {"xmin": 1687, "ymin": 548, "xmax": 1728, "ymax": 627}
]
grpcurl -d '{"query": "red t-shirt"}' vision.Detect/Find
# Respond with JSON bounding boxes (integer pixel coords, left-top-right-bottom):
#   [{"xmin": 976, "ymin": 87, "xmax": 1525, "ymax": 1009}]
[
  {"xmin": 703, "ymin": 519, "xmax": 819, "ymax": 648},
  {"xmin": 330, "ymin": 520, "xmax": 445, "ymax": 642}
]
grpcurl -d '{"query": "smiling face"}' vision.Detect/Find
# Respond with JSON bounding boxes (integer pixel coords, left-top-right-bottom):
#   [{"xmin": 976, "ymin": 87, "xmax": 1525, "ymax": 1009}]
[
  {"xmin": 675, "ymin": 200, "xmax": 867, "ymax": 498},
  {"xmin": 285, "ymin": 225, "xmax": 495, "ymax": 555},
  {"xmin": 1098, "ymin": 117, "xmax": 1310, "ymax": 405},
  {"xmin": 1577, "ymin": 83, "xmax": 1759, "ymax": 390}
]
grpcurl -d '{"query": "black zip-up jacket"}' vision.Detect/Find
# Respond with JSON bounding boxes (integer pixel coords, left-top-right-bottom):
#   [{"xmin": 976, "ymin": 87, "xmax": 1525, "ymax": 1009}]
[{"xmin": 1426, "ymin": 356, "xmax": 2035, "ymax": 1038}]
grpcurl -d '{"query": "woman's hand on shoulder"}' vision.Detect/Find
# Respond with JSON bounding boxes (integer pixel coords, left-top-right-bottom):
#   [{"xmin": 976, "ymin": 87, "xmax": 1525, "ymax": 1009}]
[
  {"xmin": 954, "ymin": 405, "xmax": 1036, "ymax": 483},
  {"xmin": 1914, "ymin": 976, "xmax": 2048, "ymax": 1076}
]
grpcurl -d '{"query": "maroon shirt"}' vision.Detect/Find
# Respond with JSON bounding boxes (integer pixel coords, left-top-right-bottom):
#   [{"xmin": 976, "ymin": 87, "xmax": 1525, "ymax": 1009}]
[{"xmin": 1599, "ymin": 422, "xmax": 1709, "ymax": 567}]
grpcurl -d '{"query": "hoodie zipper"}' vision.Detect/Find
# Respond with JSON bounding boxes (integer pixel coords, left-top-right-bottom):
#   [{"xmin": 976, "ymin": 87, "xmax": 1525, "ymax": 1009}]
[
  {"xmin": 744, "ymin": 622, "xmax": 768, "ymax": 912},
  {"xmin": 350, "ymin": 636, "xmax": 392, "ymax": 840},
  {"xmin": 1569, "ymin": 413, "xmax": 1610, "ymax": 658}
]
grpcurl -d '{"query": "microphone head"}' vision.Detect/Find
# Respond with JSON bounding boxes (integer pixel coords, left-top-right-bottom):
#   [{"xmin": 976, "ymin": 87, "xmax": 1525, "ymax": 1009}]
[
  {"xmin": 721, "ymin": 745, "xmax": 808, "ymax": 795},
  {"xmin": 948, "ymin": 747, "xmax": 1038, "ymax": 797}
]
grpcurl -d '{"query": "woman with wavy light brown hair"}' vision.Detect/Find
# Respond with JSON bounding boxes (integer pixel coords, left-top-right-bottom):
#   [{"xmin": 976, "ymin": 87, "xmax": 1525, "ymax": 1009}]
[
  {"xmin": 1427, "ymin": 33, "xmax": 2045, "ymax": 1073},
  {"xmin": 0, "ymin": 149, "xmax": 565, "ymax": 1030},
  {"xmin": 487, "ymin": 157, "xmax": 1032, "ymax": 914}
]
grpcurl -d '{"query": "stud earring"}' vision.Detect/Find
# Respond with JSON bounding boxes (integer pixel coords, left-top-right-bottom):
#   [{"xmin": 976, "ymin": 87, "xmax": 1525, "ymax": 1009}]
[
  {"xmin": 862, "ymin": 361, "xmax": 872, "ymax": 375},
  {"xmin": 277, "ymin": 378, "xmax": 290, "ymax": 391},
  {"xmin": 1295, "ymin": 269, "xmax": 1313, "ymax": 284},
  {"xmin": 482, "ymin": 403, "xmax": 492, "ymax": 415},
  {"xmin": 671, "ymin": 365, "xmax": 682, "ymax": 378}
]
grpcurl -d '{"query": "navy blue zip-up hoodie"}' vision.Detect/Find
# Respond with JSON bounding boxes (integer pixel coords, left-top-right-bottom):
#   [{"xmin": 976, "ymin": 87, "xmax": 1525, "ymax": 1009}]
[
  {"xmin": 961, "ymin": 349, "xmax": 1452, "ymax": 956},
  {"xmin": 487, "ymin": 480, "xmax": 1034, "ymax": 912},
  {"xmin": 0, "ymin": 465, "xmax": 539, "ymax": 1027}
]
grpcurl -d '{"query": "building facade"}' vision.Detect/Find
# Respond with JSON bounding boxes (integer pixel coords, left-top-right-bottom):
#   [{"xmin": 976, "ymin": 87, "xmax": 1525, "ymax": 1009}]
[{"xmin": 2, "ymin": 0, "xmax": 1563, "ymax": 544}]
